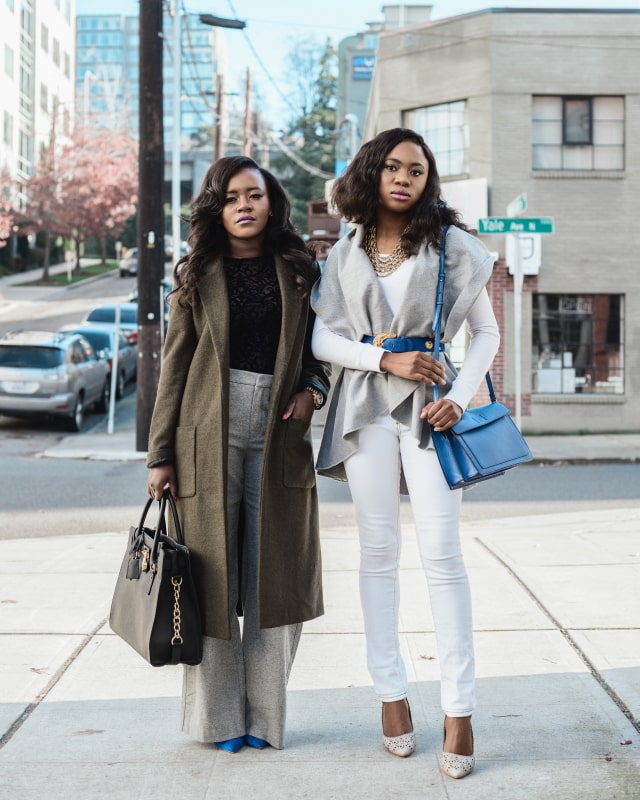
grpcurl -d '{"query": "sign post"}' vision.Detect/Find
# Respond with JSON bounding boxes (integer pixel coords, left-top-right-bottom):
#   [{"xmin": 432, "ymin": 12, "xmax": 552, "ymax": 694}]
[
  {"xmin": 506, "ymin": 192, "xmax": 527, "ymax": 218},
  {"xmin": 479, "ymin": 210, "xmax": 555, "ymax": 430},
  {"xmin": 506, "ymin": 196, "xmax": 527, "ymax": 433}
]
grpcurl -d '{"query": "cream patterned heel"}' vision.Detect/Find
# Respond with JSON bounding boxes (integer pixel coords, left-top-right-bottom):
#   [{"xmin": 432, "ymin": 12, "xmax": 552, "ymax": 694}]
[
  {"xmin": 439, "ymin": 750, "xmax": 475, "ymax": 778},
  {"xmin": 382, "ymin": 700, "xmax": 416, "ymax": 758},
  {"xmin": 439, "ymin": 717, "xmax": 474, "ymax": 779}
]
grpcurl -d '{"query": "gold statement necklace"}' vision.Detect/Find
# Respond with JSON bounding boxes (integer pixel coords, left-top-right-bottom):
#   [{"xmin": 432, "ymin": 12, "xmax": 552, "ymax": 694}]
[{"xmin": 363, "ymin": 225, "xmax": 409, "ymax": 277}]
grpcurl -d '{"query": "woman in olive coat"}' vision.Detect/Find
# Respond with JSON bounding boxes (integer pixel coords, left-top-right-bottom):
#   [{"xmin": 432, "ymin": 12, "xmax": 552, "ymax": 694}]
[{"xmin": 147, "ymin": 156, "xmax": 330, "ymax": 752}]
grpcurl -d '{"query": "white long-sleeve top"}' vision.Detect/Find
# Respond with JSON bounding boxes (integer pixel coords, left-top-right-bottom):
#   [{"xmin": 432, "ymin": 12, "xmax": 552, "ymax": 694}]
[{"xmin": 312, "ymin": 255, "xmax": 500, "ymax": 412}]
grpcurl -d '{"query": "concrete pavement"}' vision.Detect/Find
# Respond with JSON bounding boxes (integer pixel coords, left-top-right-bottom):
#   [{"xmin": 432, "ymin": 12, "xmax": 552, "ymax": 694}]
[
  {"xmin": 1, "ymin": 268, "xmax": 639, "ymax": 797},
  {"xmin": 1, "ymin": 399, "xmax": 639, "ymax": 798}
]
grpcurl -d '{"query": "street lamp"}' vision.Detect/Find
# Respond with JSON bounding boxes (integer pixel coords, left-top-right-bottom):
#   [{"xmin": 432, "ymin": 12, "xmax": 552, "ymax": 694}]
[{"xmin": 198, "ymin": 14, "xmax": 246, "ymax": 30}]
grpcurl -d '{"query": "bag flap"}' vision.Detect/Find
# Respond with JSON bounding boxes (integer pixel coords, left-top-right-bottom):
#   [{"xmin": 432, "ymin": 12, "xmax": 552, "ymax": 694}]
[{"xmin": 452, "ymin": 401, "xmax": 511, "ymax": 434}]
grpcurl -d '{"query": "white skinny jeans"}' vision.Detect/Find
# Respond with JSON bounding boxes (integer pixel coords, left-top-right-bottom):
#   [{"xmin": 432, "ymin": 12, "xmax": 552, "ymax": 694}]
[{"xmin": 344, "ymin": 413, "xmax": 475, "ymax": 717}]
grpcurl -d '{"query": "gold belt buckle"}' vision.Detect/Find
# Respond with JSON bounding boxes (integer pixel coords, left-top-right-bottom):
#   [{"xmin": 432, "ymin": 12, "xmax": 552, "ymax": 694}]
[
  {"xmin": 425, "ymin": 339, "xmax": 434, "ymax": 351},
  {"xmin": 372, "ymin": 332, "xmax": 397, "ymax": 348}
]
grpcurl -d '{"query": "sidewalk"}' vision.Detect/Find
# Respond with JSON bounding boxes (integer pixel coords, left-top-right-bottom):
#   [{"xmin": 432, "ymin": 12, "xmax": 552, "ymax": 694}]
[
  {"xmin": 0, "ymin": 259, "xmax": 103, "ymax": 291},
  {"xmin": 1, "ymin": 400, "xmax": 639, "ymax": 798}
]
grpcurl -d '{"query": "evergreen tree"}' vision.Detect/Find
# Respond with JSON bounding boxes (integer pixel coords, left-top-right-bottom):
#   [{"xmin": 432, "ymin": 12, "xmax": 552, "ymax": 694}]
[{"xmin": 271, "ymin": 38, "xmax": 337, "ymax": 231}]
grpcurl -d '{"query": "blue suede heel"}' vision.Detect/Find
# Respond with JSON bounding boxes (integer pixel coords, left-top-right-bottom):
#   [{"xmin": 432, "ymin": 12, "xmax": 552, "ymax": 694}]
[
  {"xmin": 214, "ymin": 736, "xmax": 245, "ymax": 753},
  {"xmin": 244, "ymin": 735, "xmax": 268, "ymax": 749}
]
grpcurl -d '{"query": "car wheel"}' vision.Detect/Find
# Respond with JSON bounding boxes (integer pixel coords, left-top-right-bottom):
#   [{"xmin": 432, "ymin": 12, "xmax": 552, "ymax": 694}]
[
  {"xmin": 97, "ymin": 378, "xmax": 111, "ymax": 413},
  {"xmin": 120, "ymin": 270, "xmax": 126, "ymax": 277},
  {"xmin": 65, "ymin": 394, "xmax": 84, "ymax": 432},
  {"xmin": 116, "ymin": 370, "xmax": 126, "ymax": 399}
]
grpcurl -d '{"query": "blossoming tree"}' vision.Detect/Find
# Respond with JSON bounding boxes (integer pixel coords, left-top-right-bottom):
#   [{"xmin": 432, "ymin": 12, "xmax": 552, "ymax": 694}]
[{"xmin": 22, "ymin": 126, "xmax": 138, "ymax": 278}]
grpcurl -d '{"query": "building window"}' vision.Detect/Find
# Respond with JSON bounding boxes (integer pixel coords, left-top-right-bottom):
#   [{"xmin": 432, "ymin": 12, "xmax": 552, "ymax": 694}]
[
  {"xmin": 3, "ymin": 111, "xmax": 13, "ymax": 146},
  {"xmin": 41, "ymin": 23, "xmax": 49, "ymax": 52},
  {"xmin": 532, "ymin": 294, "xmax": 624, "ymax": 395},
  {"xmin": 63, "ymin": 51, "xmax": 70, "ymax": 78},
  {"xmin": 363, "ymin": 33, "xmax": 378, "ymax": 50},
  {"xmin": 404, "ymin": 100, "xmax": 468, "ymax": 177},
  {"xmin": 53, "ymin": 38, "xmax": 60, "ymax": 67},
  {"xmin": 5, "ymin": 0, "xmax": 14, "ymax": 11},
  {"xmin": 532, "ymin": 96, "xmax": 624, "ymax": 171},
  {"xmin": 40, "ymin": 82, "xmax": 48, "ymax": 112},
  {"xmin": 4, "ymin": 44, "xmax": 13, "ymax": 78},
  {"xmin": 19, "ymin": 65, "xmax": 33, "ymax": 113}
]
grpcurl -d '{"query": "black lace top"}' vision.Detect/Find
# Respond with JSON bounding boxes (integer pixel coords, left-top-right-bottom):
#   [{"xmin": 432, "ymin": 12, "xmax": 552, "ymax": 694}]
[{"xmin": 223, "ymin": 254, "xmax": 282, "ymax": 374}]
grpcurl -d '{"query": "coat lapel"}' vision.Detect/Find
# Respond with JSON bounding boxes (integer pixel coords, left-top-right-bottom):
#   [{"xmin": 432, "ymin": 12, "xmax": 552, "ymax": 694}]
[
  {"xmin": 197, "ymin": 255, "xmax": 230, "ymax": 369},
  {"xmin": 273, "ymin": 254, "xmax": 303, "ymax": 390}
]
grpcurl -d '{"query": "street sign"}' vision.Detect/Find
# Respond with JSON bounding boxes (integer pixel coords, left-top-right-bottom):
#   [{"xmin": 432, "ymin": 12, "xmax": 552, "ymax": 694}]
[
  {"xmin": 506, "ymin": 193, "xmax": 527, "ymax": 218},
  {"xmin": 478, "ymin": 217, "xmax": 554, "ymax": 235}
]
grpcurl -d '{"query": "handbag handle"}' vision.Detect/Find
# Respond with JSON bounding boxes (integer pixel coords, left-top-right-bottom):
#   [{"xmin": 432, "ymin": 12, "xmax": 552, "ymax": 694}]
[
  {"xmin": 432, "ymin": 225, "xmax": 496, "ymax": 404},
  {"xmin": 133, "ymin": 489, "xmax": 184, "ymax": 547}
]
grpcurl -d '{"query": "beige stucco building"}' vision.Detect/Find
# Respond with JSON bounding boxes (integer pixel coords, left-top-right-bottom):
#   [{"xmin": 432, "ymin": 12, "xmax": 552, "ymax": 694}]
[{"xmin": 364, "ymin": 7, "xmax": 640, "ymax": 434}]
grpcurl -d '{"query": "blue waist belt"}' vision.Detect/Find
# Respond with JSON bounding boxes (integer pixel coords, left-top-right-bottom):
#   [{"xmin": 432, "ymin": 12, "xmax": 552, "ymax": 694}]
[{"xmin": 362, "ymin": 333, "xmax": 445, "ymax": 353}]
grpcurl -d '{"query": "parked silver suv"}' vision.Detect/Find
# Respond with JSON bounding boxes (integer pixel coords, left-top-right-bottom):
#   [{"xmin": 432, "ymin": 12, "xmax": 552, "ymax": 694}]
[{"xmin": 0, "ymin": 330, "xmax": 110, "ymax": 431}]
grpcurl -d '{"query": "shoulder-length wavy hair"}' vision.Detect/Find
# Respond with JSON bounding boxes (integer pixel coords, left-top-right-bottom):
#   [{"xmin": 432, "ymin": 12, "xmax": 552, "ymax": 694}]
[
  {"xmin": 172, "ymin": 155, "xmax": 315, "ymax": 304},
  {"xmin": 331, "ymin": 128, "xmax": 469, "ymax": 254}
]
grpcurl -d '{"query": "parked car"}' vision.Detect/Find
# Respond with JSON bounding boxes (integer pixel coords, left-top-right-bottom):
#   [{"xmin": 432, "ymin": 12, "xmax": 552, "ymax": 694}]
[
  {"xmin": 128, "ymin": 277, "xmax": 173, "ymax": 304},
  {"xmin": 128, "ymin": 278, "xmax": 172, "ymax": 327},
  {"xmin": 119, "ymin": 247, "xmax": 138, "ymax": 277},
  {"xmin": 164, "ymin": 236, "xmax": 188, "ymax": 261},
  {"xmin": 82, "ymin": 303, "xmax": 139, "ymax": 343},
  {"xmin": 0, "ymin": 330, "xmax": 110, "ymax": 431},
  {"xmin": 59, "ymin": 324, "xmax": 137, "ymax": 398}
]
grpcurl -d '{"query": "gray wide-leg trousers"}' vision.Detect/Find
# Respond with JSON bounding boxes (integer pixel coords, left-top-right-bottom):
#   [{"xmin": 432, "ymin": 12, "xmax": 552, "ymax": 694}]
[{"xmin": 181, "ymin": 369, "xmax": 302, "ymax": 749}]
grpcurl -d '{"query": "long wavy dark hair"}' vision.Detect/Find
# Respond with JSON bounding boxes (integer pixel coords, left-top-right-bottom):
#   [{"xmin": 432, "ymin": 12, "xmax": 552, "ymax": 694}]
[
  {"xmin": 331, "ymin": 128, "xmax": 469, "ymax": 254},
  {"xmin": 172, "ymin": 156, "xmax": 316, "ymax": 304}
]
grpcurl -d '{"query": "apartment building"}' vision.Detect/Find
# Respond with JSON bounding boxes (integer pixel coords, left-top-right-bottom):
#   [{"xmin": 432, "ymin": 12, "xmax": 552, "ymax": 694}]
[
  {"xmin": 76, "ymin": 10, "xmax": 220, "ymax": 202},
  {"xmin": 0, "ymin": 0, "xmax": 75, "ymax": 190},
  {"xmin": 364, "ymin": 7, "xmax": 640, "ymax": 433},
  {"xmin": 335, "ymin": 4, "xmax": 433, "ymax": 173}
]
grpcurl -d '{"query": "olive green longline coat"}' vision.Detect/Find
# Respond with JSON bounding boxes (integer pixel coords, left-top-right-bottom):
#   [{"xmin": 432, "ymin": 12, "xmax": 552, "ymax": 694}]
[{"xmin": 146, "ymin": 254, "xmax": 330, "ymax": 640}]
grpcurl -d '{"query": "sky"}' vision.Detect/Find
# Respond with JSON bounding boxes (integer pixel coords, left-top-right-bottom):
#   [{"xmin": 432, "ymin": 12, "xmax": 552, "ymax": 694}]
[{"xmin": 76, "ymin": 0, "xmax": 640, "ymax": 123}]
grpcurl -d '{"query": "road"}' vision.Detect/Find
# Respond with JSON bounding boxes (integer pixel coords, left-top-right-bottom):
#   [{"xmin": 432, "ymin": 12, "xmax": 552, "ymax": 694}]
[
  {"xmin": 1, "ymin": 270, "xmax": 638, "ymax": 538},
  {"xmin": 317, "ymin": 462, "xmax": 640, "ymax": 527},
  {"xmin": 2, "ymin": 384, "xmax": 638, "ymax": 537}
]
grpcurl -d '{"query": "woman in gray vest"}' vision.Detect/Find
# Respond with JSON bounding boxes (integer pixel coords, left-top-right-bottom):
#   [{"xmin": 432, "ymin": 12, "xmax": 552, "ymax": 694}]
[
  {"xmin": 147, "ymin": 156, "xmax": 330, "ymax": 753},
  {"xmin": 311, "ymin": 128, "xmax": 499, "ymax": 779}
]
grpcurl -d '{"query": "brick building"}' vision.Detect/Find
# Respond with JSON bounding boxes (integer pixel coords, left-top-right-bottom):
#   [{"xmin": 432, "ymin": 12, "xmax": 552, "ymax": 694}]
[{"xmin": 363, "ymin": 7, "xmax": 640, "ymax": 433}]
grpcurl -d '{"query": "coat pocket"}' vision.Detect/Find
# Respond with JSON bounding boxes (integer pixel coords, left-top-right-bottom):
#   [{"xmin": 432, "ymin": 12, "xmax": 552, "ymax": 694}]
[
  {"xmin": 283, "ymin": 418, "xmax": 316, "ymax": 489},
  {"xmin": 175, "ymin": 425, "xmax": 196, "ymax": 497}
]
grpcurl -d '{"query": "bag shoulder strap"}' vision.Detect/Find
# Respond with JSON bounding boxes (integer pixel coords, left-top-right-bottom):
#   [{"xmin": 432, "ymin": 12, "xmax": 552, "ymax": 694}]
[{"xmin": 432, "ymin": 225, "xmax": 495, "ymax": 404}]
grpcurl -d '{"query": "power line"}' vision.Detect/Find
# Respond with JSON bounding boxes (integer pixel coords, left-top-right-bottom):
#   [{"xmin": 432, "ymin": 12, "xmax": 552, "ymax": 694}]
[
  {"xmin": 224, "ymin": 0, "xmax": 301, "ymax": 118},
  {"xmin": 268, "ymin": 133, "xmax": 334, "ymax": 179}
]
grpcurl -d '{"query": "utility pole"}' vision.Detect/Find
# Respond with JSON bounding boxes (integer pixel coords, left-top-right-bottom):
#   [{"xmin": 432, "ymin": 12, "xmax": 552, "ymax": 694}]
[
  {"xmin": 214, "ymin": 71, "xmax": 224, "ymax": 159},
  {"xmin": 170, "ymin": 1, "xmax": 182, "ymax": 279},
  {"xmin": 136, "ymin": 0, "xmax": 165, "ymax": 452},
  {"xmin": 243, "ymin": 67, "xmax": 252, "ymax": 157},
  {"xmin": 198, "ymin": 14, "xmax": 246, "ymax": 159}
]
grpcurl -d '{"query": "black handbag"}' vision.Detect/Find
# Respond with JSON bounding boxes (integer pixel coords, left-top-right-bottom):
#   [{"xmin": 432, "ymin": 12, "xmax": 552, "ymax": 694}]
[
  {"xmin": 430, "ymin": 226, "xmax": 533, "ymax": 490},
  {"xmin": 109, "ymin": 489, "xmax": 203, "ymax": 666}
]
